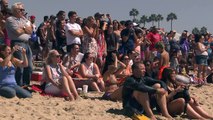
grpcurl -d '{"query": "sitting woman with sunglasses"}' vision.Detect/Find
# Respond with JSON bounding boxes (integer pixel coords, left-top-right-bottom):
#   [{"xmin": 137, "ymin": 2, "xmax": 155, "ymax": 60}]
[
  {"xmin": 42, "ymin": 50, "xmax": 79, "ymax": 101},
  {"xmin": 78, "ymin": 52, "xmax": 105, "ymax": 92},
  {"xmin": 102, "ymin": 52, "xmax": 126, "ymax": 101},
  {"xmin": 114, "ymin": 54, "xmax": 132, "ymax": 85},
  {"xmin": 162, "ymin": 67, "xmax": 213, "ymax": 119},
  {"xmin": 0, "ymin": 45, "xmax": 31, "ymax": 98}
]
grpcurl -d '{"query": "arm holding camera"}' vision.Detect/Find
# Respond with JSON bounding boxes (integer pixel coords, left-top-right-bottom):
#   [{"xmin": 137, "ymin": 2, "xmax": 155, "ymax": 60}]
[
  {"xmin": 12, "ymin": 47, "xmax": 28, "ymax": 67},
  {"xmin": 106, "ymin": 14, "xmax": 112, "ymax": 24},
  {"xmin": 0, "ymin": 46, "xmax": 19, "ymax": 67}
]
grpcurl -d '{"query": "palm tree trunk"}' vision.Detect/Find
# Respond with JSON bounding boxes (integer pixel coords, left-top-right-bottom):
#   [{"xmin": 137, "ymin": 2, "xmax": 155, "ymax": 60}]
[
  {"xmin": 152, "ymin": 21, "xmax": 154, "ymax": 26},
  {"xmin": 171, "ymin": 20, "xmax": 173, "ymax": 31},
  {"xmin": 143, "ymin": 23, "xmax": 145, "ymax": 27},
  {"xmin": 158, "ymin": 21, "xmax": 160, "ymax": 28}
]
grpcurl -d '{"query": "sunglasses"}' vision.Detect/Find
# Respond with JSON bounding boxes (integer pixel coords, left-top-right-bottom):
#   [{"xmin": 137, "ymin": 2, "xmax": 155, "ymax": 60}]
[
  {"xmin": 124, "ymin": 58, "xmax": 130, "ymax": 60},
  {"xmin": 55, "ymin": 55, "xmax": 61, "ymax": 58},
  {"xmin": 18, "ymin": 9, "xmax": 25, "ymax": 12}
]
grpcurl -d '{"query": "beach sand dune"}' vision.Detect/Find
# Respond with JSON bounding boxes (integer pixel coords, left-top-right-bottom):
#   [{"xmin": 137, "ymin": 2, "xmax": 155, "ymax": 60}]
[{"xmin": 0, "ymin": 84, "xmax": 212, "ymax": 120}]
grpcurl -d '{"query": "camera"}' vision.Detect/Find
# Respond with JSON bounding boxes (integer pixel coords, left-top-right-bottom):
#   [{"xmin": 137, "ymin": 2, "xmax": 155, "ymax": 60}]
[{"xmin": 18, "ymin": 46, "xmax": 23, "ymax": 50}]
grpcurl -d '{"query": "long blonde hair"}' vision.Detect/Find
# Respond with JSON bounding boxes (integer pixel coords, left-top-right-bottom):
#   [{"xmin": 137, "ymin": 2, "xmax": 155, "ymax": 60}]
[{"xmin": 45, "ymin": 50, "xmax": 57, "ymax": 65}]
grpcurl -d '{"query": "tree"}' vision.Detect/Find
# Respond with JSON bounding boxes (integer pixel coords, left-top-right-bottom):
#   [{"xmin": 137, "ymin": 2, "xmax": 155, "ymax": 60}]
[
  {"xmin": 192, "ymin": 27, "xmax": 200, "ymax": 35},
  {"xmin": 140, "ymin": 15, "xmax": 148, "ymax": 27},
  {"xmin": 149, "ymin": 14, "xmax": 157, "ymax": 27},
  {"xmin": 156, "ymin": 14, "xmax": 164, "ymax": 28},
  {"xmin": 200, "ymin": 26, "xmax": 207, "ymax": 35},
  {"xmin": 129, "ymin": 8, "xmax": 139, "ymax": 22},
  {"xmin": 167, "ymin": 12, "xmax": 177, "ymax": 31}
]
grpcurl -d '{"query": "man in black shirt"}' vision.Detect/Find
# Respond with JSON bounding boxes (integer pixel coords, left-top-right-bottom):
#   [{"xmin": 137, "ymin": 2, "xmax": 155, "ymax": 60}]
[{"xmin": 122, "ymin": 62, "xmax": 172, "ymax": 120}]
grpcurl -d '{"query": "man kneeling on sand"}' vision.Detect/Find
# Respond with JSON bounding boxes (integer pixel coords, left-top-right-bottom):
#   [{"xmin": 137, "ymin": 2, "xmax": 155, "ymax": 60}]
[{"xmin": 122, "ymin": 62, "xmax": 172, "ymax": 120}]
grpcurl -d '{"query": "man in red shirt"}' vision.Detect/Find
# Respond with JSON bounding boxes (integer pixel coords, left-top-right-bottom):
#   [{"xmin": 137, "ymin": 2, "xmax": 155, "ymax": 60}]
[
  {"xmin": 146, "ymin": 26, "xmax": 162, "ymax": 60},
  {"xmin": 146, "ymin": 26, "xmax": 162, "ymax": 51}
]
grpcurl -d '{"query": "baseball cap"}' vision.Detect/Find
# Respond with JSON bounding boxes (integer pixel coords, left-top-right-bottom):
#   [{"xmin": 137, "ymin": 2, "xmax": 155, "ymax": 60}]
[
  {"xmin": 30, "ymin": 15, "xmax": 36, "ymax": 19},
  {"xmin": 94, "ymin": 12, "xmax": 104, "ymax": 18}
]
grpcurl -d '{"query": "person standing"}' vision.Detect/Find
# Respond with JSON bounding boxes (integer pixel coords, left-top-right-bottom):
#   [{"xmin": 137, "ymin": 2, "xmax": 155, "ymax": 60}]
[
  {"xmin": 65, "ymin": 11, "xmax": 83, "ymax": 53},
  {"xmin": 5, "ymin": 2, "xmax": 33, "ymax": 87}
]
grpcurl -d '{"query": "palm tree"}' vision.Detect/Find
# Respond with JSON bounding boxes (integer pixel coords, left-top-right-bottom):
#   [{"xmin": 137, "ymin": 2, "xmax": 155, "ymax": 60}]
[
  {"xmin": 156, "ymin": 14, "xmax": 164, "ymax": 28},
  {"xmin": 200, "ymin": 26, "xmax": 207, "ymax": 35},
  {"xmin": 149, "ymin": 14, "xmax": 157, "ymax": 27},
  {"xmin": 140, "ymin": 15, "xmax": 148, "ymax": 27},
  {"xmin": 166, "ymin": 12, "xmax": 177, "ymax": 31},
  {"xmin": 129, "ymin": 8, "xmax": 139, "ymax": 22},
  {"xmin": 192, "ymin": 27, "xmax": 200, "ymax": 35}
]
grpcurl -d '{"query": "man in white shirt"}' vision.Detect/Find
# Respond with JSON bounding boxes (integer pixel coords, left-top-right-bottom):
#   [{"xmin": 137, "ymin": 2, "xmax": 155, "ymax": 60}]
[{"xmin": 65, "ymin": 11, "xmax": 83, "ymax": 52}]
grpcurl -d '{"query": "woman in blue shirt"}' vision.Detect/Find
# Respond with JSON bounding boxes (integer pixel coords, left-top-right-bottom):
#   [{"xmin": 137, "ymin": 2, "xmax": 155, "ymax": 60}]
[{"xmin": 0, "ymin": 45, "xmax": 31, "ymax": 98}]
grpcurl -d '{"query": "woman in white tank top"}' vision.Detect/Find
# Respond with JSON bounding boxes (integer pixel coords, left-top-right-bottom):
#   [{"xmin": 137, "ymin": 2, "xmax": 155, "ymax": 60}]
[
  {"xmin": 79, "ymin": 52, "xmax": 105, "ymax": 92},
  {"xmin": 43, "ymin": 50, "xmax": 79, "ymax": 101},
  {"xmin": 194, "ymin": 35, "xmax": 208, "ymax": 83}
]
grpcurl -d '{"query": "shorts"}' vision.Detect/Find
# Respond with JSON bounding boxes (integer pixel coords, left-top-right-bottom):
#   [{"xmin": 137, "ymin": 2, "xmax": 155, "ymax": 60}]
[
  {"xmin": 44, "ymin": 79, "xmax": 62, "ymax": 95},
  {"xmin": 44, "ymin": 84, "xmax": 61, "ymax": 95},
  {"xmin": 195, "ymin": 55, "xmax": 208, "ymax": 65}
]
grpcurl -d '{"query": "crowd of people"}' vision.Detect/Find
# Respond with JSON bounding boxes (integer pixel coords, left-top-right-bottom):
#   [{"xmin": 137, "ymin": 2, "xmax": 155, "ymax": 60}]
[{"xmin": 0, "ymin": 1, "xmax": 213, "ymax": 119}]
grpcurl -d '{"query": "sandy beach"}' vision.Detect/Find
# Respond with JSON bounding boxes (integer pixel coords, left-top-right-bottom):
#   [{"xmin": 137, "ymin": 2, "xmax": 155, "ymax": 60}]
[{"xmin": 0, "ymin": 84, "xmax": 212, "ymax": 120}]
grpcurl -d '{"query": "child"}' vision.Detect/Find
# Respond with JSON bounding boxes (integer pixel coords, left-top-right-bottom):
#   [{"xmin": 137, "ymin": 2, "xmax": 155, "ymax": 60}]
[{"xmin": 155, "ymin": 42, "xmax": 170, "ymax": 80}]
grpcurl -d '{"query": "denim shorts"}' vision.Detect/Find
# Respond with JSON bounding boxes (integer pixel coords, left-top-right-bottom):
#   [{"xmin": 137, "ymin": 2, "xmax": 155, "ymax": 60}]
[{"xmin": 195, "ymin": 55, "xmax": 208, "ymax": 65}]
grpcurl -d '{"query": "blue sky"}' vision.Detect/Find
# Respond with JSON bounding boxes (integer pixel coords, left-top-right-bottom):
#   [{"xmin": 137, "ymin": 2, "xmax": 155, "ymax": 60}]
[{"xmin": 9, "ymin": 0, "xmax": 213, "ymax": 33}]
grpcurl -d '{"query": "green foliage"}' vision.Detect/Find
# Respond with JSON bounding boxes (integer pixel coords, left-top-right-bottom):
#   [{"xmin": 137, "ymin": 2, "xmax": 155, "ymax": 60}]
[
  {"xmin": 149, "ymin": 14, "xmax": 157, "ymax": 26},
  {"xmin": 192, "ymin": 27, "xmax": 208, "ymax": 35},
  {"xmin": 166, "ymin": 12, "xmax": 177, "ymax": 21},
  {"xmin": 140, "ymin": 15, "xmax": 148, "ymax": 27},
  {"xmin": 192, "ymin": 27, "xmax": 200, "ymax": 35},
  {"xmin": 129, "ymin": 8, "xmax": 139, "ymax": 21},
  {"xmin": 200, "ymin": 26, "xmax": 207, "ymax": 35},
  {"xmin": 156, "ymin": 14, "xmax": 164, "ymax": 28},
  {"xmin": 167, "ymin": 12, "xmax": 177, "ymax": 30}
]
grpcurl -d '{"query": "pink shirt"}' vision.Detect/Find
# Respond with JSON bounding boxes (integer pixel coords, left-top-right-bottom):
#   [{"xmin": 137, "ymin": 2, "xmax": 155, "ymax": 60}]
[{"xmin": 146, "ymin": 32, "xmax": 162, "ymax": 51}]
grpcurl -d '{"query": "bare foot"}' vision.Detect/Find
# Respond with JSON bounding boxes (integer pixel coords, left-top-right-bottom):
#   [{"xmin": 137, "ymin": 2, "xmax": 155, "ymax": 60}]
[{"xmin": 150, "ymin": 115, "xmax": 157, "ymax": 120}]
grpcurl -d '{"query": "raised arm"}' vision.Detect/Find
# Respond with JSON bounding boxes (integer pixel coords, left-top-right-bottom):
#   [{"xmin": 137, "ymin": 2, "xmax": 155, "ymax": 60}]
[{"xmin": 12, "ymin": 47, "xmax": 28, "ymax": 68}]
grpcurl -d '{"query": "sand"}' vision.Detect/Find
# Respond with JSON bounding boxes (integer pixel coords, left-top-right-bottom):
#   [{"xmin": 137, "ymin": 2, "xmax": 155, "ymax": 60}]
[{"xmin": 0, "ymin": 84, "xmax": 212, "ymax": 120}]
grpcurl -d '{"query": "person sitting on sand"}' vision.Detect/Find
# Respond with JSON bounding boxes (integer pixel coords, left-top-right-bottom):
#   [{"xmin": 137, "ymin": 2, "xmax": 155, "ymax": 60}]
[
  {"xmin": 116, "ymin": 54, "xmax": 132, "ymax": 79},
  {"xmin": 42, "ymin": 50, "xmax": 79, "ymax": 101},
  {"xmin": 122, "ymin": 62, "xmax": 172, "ymax": 120},
  {"xmin": 78, "ymin": 52, "xmax": 105, "ymax": 92},
  {"xmin": 62, "ymin": 43, "xmax": 83, "ymax": 77},
  {"xmin": 102, "ymin": 52, "xmax": 126, "ymax": 101},
  {"xmin": 161, "ymin": 67, "xmax": 213, "ymax": 119},
  {"xmin": 0, "ymin": 45, "xmax": 31, "ymax": 98}
]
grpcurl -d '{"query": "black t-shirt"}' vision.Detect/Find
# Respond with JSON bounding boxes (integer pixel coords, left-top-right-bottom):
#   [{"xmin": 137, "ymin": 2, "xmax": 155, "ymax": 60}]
[{"xmin": 56, "ymin": 29, "xmax": 66, "ymax": 47}]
